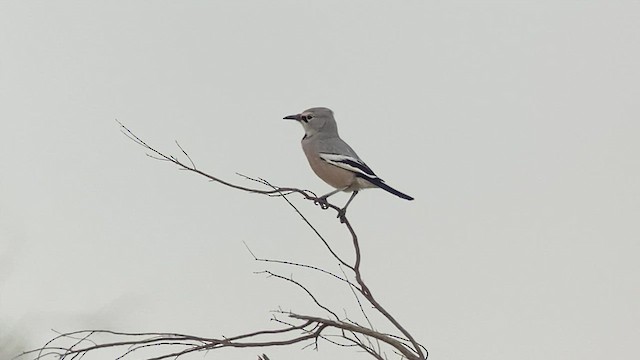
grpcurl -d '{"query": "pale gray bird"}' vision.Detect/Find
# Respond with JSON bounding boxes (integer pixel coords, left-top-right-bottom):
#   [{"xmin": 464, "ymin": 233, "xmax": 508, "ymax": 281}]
[{"xmin": 284, "ymin": 107, "xmax": 413, "ymax": 217}]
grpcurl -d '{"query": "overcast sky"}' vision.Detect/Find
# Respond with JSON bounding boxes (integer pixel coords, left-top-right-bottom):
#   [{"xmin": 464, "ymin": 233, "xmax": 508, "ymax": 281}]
[{"xmin": 1, "ymin": 1, "xmax": 639, "ymax": 360}]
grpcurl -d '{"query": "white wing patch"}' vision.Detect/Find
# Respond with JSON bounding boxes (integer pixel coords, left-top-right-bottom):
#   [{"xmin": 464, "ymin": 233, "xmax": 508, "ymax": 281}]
[{"xmin": 319, "ymin": 153, "xmax": 380, "ymax": 179}]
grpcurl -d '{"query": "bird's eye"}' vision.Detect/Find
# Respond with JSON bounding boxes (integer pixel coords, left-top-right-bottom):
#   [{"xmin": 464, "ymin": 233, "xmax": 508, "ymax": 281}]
[{"xmin": 307, "ymin": 115, "xmax": 313, "ymax": 120}]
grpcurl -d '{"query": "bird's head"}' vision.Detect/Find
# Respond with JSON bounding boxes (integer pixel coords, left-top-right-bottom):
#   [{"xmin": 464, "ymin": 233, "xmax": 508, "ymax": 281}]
[{"xmin": 284, "ymin": 107, "xmax": 338, "ymax": 138}]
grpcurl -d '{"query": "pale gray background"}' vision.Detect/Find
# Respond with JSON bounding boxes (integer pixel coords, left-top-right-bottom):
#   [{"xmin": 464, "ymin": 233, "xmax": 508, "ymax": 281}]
[{"xmin": 1, "ymin": 1, "xmax": 639, "ymax": 360}]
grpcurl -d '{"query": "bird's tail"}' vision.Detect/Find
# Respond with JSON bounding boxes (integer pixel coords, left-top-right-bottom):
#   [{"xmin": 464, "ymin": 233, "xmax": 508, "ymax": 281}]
[{"xmin": 365, "ymin": 177, "xmax": 414, "ymax": 200}]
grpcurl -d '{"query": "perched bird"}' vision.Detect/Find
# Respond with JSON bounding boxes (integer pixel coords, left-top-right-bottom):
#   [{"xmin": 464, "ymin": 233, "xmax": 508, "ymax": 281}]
[{"xmin": 284, "ymin": 107, "xmax": 413, "ymax": 217}]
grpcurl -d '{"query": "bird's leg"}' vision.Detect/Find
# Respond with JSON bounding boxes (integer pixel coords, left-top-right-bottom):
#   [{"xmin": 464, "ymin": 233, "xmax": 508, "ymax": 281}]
[
  {"xmin": 337, "ymin": 191, "xmax": 358, "ymax": 222},
  {"xmin": 314, "ymin": 188, "xmax": 345, "ymax": 210}
]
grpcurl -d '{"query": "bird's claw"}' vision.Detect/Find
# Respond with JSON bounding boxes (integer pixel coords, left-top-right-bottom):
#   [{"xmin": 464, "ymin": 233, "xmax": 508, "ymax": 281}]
[
  {"xmin": 314, "ymin": 196, "xmax": 329, "ymax": 210},
  {"xmin": 313, "ymin": 197, "xmax": 347, "ymax": 222},
  {"xmin": 337, "ymin": 208, "xmax": 347, "ymax": 223}
]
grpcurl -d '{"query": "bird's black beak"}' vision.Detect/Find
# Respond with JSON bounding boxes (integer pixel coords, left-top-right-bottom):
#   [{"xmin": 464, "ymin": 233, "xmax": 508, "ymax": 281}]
[{"xmin": 283, "ymin": 114, "xmax": 301, "ymax": 121}]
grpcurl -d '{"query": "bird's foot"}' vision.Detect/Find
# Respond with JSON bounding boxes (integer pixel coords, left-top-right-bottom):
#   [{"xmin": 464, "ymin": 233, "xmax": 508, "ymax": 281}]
[
  {"xmin": 313, "ymin": 196, "xmax": 329, "ymax": 210},
  {"xmin": 337, "ymin": 208, "xmax": 347, "ymax": 223}
]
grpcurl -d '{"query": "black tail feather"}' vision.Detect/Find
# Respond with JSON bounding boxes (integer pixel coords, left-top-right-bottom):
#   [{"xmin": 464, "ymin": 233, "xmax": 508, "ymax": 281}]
[{"xmin": 362, "ymin": 176, "xmax": 414, "ymax": 201}]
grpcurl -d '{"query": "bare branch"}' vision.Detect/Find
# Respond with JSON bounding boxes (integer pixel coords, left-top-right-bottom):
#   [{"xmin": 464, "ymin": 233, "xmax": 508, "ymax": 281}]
[
  {"xmin": 289, "ymin": 314, "xmax": 419, "ymax": 360},
  {"xmin": 258, "ymin": 271, "xmax": 339, "ymax": 320},
  {"xmin": 116, "ymin": 120, "xmax": 321, "ymax": 202},
  {"xmin": 19, "ymin": 122, "xmax": 428, "ymax": 360},
  {"xmin": 174, "ymin": 140, "xmax": 196, "ymax": 169},
  {"xmin": 244, "ymin": 176, "xmax": 354, "ymax": 270},
  {"xmin": 243, "ymin": 241, "xmax": 355, "ymax": 287}
]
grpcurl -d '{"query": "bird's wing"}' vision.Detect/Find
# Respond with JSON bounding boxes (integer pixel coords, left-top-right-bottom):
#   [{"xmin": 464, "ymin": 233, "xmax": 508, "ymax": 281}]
[{"xmin": 319, "ymin": 153, "xmax": 381, "ymax": 180}]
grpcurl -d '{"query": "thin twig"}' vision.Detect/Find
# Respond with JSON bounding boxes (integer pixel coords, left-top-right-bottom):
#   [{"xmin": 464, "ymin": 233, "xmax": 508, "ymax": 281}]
[
  {"xmin": 243, "ymin": 241, "xmax": 355, "ymax": 287},
  {"xmin": 258, "ymin": 270, "xmax": 339, "ymax": 320}
]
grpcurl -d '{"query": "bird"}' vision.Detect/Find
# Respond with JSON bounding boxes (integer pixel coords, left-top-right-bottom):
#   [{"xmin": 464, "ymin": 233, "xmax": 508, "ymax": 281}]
[{"xmin": 284, "ymin": 107, "xmax": 413, "ymax": 218}]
